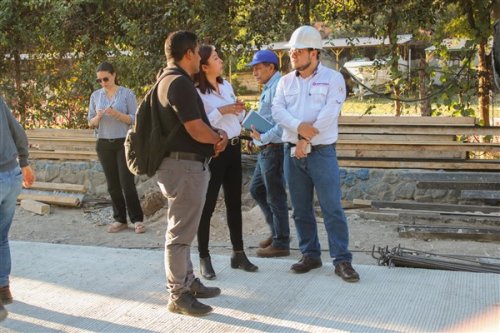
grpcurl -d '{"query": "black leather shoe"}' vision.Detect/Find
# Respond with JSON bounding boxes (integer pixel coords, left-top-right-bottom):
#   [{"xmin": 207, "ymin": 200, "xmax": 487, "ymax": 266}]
[
  {"xmin": 200, "ymin": 256, "xmax": 216, "ymax": 280},
  {"xmin": 335, "ymin": 261, "xmax": 360, "ymax": 282},
  {"xmin": 231, "ymin": 251, "xmax": 258, "ymax": 272},
  {"xmin": 190, "ymin": 278, "xmax": 221, "ymax": 298},
  {"xmin": 290, "ymin": 255, "xmax": 322, "ymax": 273},
  {"xmin": 167, "ymin": 291, "xmax": 212, "ymax": 316},
  {"xmin": 0, "ymin": 300, "xmax": 8, "ymax": 322}
]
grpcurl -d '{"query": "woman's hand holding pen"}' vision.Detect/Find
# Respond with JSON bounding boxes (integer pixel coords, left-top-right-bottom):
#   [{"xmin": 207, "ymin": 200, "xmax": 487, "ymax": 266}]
[
  {"xmin": 105, "ymin": 107, "xmax": 120, "ymax": 119},
  {"xmin": 105, "ymin": 107, "xmax": 130, "ymax": 124},
  {"xmin": 90, "ymin": 109, "xmax": 104, "ymax": 127}
]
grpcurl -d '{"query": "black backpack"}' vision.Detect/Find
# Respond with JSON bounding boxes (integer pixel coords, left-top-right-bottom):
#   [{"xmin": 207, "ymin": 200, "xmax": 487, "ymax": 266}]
[{"xmin": 124, "ymin": 72, "xmax": 179, "ymax": 177}]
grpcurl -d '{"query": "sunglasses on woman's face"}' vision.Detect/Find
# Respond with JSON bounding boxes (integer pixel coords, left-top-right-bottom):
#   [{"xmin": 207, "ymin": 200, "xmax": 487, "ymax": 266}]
[{"xmin": 96, "ymin": 77, "xmax": 110, "ymax": 84}]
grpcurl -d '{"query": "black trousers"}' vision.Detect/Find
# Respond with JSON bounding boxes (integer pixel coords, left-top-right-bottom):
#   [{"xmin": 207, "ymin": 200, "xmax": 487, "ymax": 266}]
[
  {"xmin": 96, "ymin": 138, "xmax": 143, "ymax": 224},
  {"xmin": 198, "ymin": 142, "xmax": 243, "ymax": 257}
]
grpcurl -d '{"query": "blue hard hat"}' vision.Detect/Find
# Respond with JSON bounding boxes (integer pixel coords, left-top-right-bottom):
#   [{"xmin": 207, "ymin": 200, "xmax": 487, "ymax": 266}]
[{"xmin": 247, "ymin": 50, "xmax": 279, "ymax": 67}]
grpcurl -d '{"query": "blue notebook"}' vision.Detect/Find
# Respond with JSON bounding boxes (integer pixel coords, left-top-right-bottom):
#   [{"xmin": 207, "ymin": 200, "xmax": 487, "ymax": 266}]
[{"xmin": 242, "ymin": 110, "xmax": 273, "ymax": 133}]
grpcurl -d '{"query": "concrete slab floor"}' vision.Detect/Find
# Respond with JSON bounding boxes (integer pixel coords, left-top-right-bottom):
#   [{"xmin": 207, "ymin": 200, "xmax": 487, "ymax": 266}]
[{"xmin": 0, "ymin": 241, "xmax": 498, "ymax": 333}]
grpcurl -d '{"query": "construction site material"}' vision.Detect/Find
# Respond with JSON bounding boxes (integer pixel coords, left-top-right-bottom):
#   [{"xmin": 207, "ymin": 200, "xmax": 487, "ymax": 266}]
[
  {"xmin": 403, "ymin": 171, "xmax": 500, "ymax": 183},
  {"xmin": 26, "ymin": 118, "xmax": 500, "ymax": 170},
  {"xmin": 340, "ymin": 124, "xmax": 497, "ymax": 135},
  {"xmin": 339, "ymin": 116, "xmax": 476, "ymax": 126},
  {"xmin": 338, "ymin": 159, "xmax": 500, "ymax": 170},
  {"xmin": 369, "ymin": 200, "xmax": 500, "ymax": 214},
  {"xmin": 398, "ymin": 211, "xmax": 500, "ymax": 226},
  {"xmin": 398, "ymin": 225, "xmax": 500, "ymax": 242},
  {"xmin": 20, "ymin": 199, "xmax": 50, "ymax": 215},
  {"xmin": 30, "ymin": 181, "xmax": 86, "ymax": 193},
  {"xmin": 18, "ymin": 193, "xmax": 82, "ymax": 207},
  {"xmin": 356, "ymin": 209, "xmax": 500, "ymax": 225},
  {"xmin": 29, "ymin": 150, "xmax": 97, "ymax": 160},
  {"xmin": 461, "ymin": 190, "xmax": 500, "ymax": 200},
  {"xmin": 352, "ymin": 199, "xmax": 372, "ymax": 207},
  {"xmin": 416, "ymin": 181, "xmax": 500, "ymax": 190},
  {"xmin": 372, "ymin": 245, "xmax": 500, "ymax": 273}
]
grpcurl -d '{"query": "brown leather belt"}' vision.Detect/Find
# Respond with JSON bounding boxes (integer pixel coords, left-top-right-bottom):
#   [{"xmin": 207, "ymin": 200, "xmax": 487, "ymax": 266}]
[{"xmin": 166, "ymin": 151, "xmax": 207, "ymax": 163}]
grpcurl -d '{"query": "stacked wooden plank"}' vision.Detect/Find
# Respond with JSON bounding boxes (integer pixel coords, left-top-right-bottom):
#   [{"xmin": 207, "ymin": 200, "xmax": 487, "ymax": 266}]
[
  {"xmin": 26, "ymin": 116, "xmax": 500, "ymax": 169},
  {"xmin": 337, "ymin": 116, "xmax": 500, "ymax": 170},
  {"xmin": 18, "ymin": 181, "xmax": 87, "ymax": 215},
  {"xmin": 354, "ymin": 172, "xmax": 500, "ymax": 242},
  {"xmin": 27, "ymin": 128, "xmax": 97, "ymax": 160}
]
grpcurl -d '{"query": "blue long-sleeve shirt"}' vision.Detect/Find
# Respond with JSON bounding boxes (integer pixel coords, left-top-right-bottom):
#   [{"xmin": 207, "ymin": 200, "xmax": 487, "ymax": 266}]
[
  {"xmin": 87, "ymin": 86, "xmax": 137, "ymax": 139},
  {"xmin": 253, "ymin": 71, "xmax": 283, "ymax": 146},
  {"xmin": 0, "ymin": 97, "xmax": 29, "ymax": 172}
]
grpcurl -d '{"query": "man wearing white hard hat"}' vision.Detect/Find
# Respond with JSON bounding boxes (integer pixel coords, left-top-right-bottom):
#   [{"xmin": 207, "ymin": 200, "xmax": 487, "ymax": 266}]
[
  {"xmin": 272, "ymin": 25, "xmax": 359, "ymax": 282},
  {"xmin": 247, "ymin": 50, "xmax": 290, "ymax": 258}
]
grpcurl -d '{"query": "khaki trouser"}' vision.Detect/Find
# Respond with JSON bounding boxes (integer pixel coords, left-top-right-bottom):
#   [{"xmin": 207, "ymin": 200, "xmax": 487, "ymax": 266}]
[{"xmin": 157, "ymin": 157, "xmax": 210, "ymax": 300}]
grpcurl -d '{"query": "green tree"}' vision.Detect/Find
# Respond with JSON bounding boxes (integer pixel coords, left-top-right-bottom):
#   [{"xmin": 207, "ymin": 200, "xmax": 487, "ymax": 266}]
[{"xmin": 320, "ymin": 0, "xmax": 439, "ymax": 116}]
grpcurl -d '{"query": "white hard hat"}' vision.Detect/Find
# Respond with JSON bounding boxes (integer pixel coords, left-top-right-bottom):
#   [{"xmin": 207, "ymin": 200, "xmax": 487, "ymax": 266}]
[{"xmin": 285, "ymin": 25, "xmax": 323, "ymax": 50}]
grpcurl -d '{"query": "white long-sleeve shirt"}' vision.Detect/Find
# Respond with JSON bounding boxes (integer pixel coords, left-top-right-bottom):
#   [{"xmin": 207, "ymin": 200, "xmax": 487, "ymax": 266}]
[
  {"xmin": 272, "ymin": 63, "xmax": 346, "ymax": 145},
  {"xmin": 197, "ymin": 80, "xmax": 244, "ymax": 139}
]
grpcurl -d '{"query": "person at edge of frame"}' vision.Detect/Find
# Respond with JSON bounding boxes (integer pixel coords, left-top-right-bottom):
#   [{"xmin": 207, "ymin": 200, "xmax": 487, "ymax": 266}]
[{"xmin": 0, "ymin": 96, "xmax": 36, "ymax": 322}]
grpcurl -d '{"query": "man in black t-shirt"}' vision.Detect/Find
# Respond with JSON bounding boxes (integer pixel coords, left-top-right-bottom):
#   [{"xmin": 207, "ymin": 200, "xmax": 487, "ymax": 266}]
[{"xmin": 156, "ymin": 31, "xmax": 228, "ymax": 316}]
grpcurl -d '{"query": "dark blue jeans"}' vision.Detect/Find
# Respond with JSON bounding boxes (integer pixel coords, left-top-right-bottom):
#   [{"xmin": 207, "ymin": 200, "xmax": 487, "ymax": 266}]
[
  {"xmin": 284, "ymin": 144, "xmax": 352, "ymax": 264},
  {"xmin": 0, "ymin": 166, "xmax": 22, "ymax": 287},
  {"xmin": 250, "ymin": 144, "xmax": 290, "ymax": 249}
]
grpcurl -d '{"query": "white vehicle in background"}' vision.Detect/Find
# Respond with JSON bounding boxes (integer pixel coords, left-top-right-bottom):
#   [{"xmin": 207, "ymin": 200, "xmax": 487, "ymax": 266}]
[{"xmin": 343, "ymin": 57, "xmax": 410, "ymax": 96}]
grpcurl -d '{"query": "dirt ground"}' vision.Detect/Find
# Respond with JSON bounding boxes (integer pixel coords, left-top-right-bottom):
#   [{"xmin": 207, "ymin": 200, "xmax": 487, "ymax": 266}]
[{"xmin": 10, "ymin": 198, "xmax": 500, "ymax": 268}]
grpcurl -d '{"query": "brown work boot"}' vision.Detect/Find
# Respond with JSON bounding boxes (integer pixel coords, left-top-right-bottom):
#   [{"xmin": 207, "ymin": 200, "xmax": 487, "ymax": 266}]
[
  {"xmin": 290, "ymin": 255, "xmax": 322, "ymax": 273},
  {"xmin": 256, "ymin": 245, "xmax": 290, "ymax": 258},
  {"xmin": 334, "ymin": 261, "xmax": 360, "ymax": 282},
  {"xmin": 258, "ymin": 236, "xmax": 272, "ymax": 248},
  {"xmin": 0, "ymin": 286, "xmax": 12, "ymax": 304},
  {"xmin": 167, "ymin": 291, "xmax": 213, "ymax": 316},
  {"xmin": 0, "ymin": 300, "xmax": 7, "ymax": 322}
]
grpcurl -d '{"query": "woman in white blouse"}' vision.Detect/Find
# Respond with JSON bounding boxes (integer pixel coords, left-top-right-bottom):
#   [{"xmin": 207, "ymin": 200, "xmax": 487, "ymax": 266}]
[{"xmin": 194, "ymin": 45, "xmax": 258, "ymax": 279}]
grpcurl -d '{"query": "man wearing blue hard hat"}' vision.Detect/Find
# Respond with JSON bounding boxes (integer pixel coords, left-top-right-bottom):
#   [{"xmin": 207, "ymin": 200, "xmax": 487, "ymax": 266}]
[{"xmin": 247, "ymin": 50, "xmax": 290, "ymax": 258}]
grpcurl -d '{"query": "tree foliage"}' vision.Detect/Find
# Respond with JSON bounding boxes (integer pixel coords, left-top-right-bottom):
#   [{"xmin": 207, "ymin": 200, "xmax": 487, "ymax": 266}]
[{"xmin": 0, "ymin": 0, "xmax": 497, "ymax": 127}]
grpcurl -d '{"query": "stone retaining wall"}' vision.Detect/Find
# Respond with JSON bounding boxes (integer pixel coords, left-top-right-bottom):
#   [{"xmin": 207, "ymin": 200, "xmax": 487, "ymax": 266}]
[{"xmin": 31, "ymin": 159, "xmax": 494, "ymax": 206}]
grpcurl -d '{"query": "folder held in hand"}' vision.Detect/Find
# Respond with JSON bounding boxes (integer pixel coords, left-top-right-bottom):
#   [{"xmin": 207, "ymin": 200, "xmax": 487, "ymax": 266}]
[{"xmin": 242, "ymin": 110, "xmax": 273, "ymax": 133}]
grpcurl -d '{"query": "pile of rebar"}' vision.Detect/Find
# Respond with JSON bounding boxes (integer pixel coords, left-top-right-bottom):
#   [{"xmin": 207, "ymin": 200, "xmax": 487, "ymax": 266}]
[{"xmin": 372, "ymin": 245, "xmax": 500, "ymax": 274}]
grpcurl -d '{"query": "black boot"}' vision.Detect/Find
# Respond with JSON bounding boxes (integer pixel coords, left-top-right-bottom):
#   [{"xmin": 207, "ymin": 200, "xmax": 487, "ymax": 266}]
[
  {"xmin": 190, "ymin": 278, "xmax": 221, "ymax": 298},
  {"xmin": 200, "ymin": 256, "xmax": 216, "ymax": 280},
  {"xmin": 167, "ymin": 291, "xmax": 212, "ymax": 316},
  {"xmin": 231, "ymin": 251, "xmax": 258, "ymax": 272}
]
